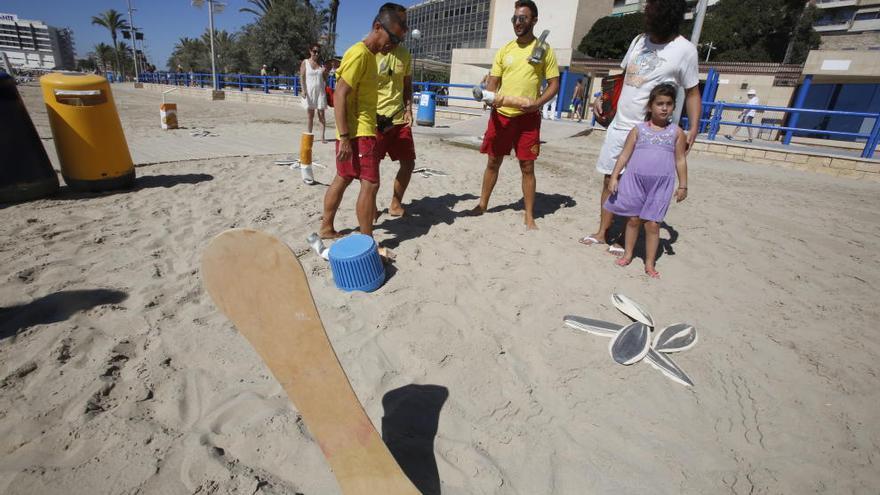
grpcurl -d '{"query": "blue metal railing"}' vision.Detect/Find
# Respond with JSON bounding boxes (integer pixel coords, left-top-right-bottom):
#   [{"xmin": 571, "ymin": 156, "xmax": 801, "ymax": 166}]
[
  {"xmin": 139, "ymin": 71, "xmax": 303, "ymax": 95},
  {"xmin": 701, "ymin": 101, "xmax": 880, "ymax": 159}
]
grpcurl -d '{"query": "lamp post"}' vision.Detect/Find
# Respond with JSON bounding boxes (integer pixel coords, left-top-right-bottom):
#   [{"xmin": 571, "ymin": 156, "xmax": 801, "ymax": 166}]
[
  {"xmin": 192, "ymin": 0, "xmax": 224, "ymax": 91},
  {"xmin": 410, "ymin": 29, "xmax": 422, "ymax": 84}
]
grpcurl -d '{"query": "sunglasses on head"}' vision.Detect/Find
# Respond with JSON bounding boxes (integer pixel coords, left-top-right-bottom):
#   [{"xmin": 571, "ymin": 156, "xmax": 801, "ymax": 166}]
[{"xmin": 511, "ymin": 15, "xmax": 531, "ymax": 24}]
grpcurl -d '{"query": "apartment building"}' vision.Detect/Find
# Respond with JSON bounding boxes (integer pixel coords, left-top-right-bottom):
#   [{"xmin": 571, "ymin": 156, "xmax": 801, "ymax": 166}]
[
  {"xmin": 406, "ymin": 0, "xmax": 491, "ymax": 63},
  {"xmin": 0, "ymin": 13, "xmax": 76, "ymax": 70},
  {"xmin": 813, "ymin": 0, "xmax": 880, "ymax": 50}
]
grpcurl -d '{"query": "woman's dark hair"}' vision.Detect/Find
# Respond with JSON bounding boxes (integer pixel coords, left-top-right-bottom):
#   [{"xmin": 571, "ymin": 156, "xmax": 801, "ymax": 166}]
[
  {"xmin": 515, "ymin": 0, "xmax": 538, "ymax": 17},
  {"xmin": 645, "ymin": 82, "xmax": 677, "ymax": 121},
  {"xmin": 644, "ymin": 0, "xmax": 686, "ymax": 40}
]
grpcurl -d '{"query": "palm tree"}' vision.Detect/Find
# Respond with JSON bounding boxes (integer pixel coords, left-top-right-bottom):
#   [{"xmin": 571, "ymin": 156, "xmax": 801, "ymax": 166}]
[
  {"xmin": 239, "ymin": 0, "xmax": 273, "ymax": 17},
  {"xmin": 91, "ymin": 9, "xmax": 130, "ymax": 77},
  {"xmin": 328, "ymin": 0, "xmax": 339, "ymax": 55},
  {"xmin": 93, "ymin": 42, "xmax": 116, "ymax": 72}
]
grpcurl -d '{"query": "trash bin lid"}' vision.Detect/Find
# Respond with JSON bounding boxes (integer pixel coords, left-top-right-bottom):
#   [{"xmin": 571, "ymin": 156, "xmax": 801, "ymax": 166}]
[{"xmin": 40, "ymin": 72, "xmax": 107, "ymax": 89}]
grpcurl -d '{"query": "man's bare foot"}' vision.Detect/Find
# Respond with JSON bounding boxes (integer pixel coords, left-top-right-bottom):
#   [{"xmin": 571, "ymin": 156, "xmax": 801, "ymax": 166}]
[
  {"xmin": 525, "ymin": 217, "xmax": 538, "ymax": 230},
  {"xmin": 466, "ymin": 205, "xmax": 486, "ymax": 216},
  {"xmin": 319, "ymin": 229, "xmax": 343, "ymax": 240},
  {"xmin": 388, "ymin": 205, "xmax": 405, "ymax": 217}
]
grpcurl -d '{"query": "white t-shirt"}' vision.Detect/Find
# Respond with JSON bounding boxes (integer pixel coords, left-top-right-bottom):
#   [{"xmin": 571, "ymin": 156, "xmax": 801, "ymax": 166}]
[
  {"xmin": 745, "ymin": 96, "xmax": 760, "ymax": 118},
  {"xmin": 612, "ymin": 34, "xmax": 699, "ymax": 131}
]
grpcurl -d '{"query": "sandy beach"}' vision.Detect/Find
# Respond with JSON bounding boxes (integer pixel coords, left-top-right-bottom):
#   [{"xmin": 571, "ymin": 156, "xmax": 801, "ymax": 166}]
[{"xmin": 2, "ymin": 84, "xmax": 879, "ymax": 494}]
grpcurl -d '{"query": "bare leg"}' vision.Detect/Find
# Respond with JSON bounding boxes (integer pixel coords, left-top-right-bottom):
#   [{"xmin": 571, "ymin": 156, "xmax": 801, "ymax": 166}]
[
  {"xmin": 582, "ymin": 174, "xmax": 615, "ymax": 244},
  {"xmin": 469, "ymin": 155, "xmax": 503, "ymax": 215},
  {"xmin": 307, "ymin": 108, "xmax": 315, "ymax": 135},
  {"xmin": 317, "ymin": 109, "xmax": 327, "ymax": 143},
  {"xmin": 520, "ymin": 159, "xmax": 537, "ymax": 230},
  {"xmin": 320, "ymin": 174, "xmax": 352, "ymax": 238},
  {"xmin": 643, "ymin": 220, "xmax": 660, "ymax": 276},
  {"xmin": 389, "ymin": 158, "xmax": 415, "ymax": 216},
  {"xmin": 620, "ymin": 216, "xmax": 642, "ymax": 263},
  {"xmin": 356, "ymin": 179, "xmax": 380, "ymax": 236}
]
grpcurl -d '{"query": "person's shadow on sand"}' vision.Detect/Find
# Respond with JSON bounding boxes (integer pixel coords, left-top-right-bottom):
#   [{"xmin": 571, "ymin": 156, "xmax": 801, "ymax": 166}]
[
  {"xmin": 486, "ymin": 192, "xmax": 577, "ymax": 219},
  {"xmin": 0, "ymin": 289, "xmax": 128, "ymax": 340},
  {"xmin": 375, "ymin": 193, "xmax": 477, "ymax": 249},
  {"xmin": 382, "ymin": 384, "xmax": 449, "ymax": 495}
]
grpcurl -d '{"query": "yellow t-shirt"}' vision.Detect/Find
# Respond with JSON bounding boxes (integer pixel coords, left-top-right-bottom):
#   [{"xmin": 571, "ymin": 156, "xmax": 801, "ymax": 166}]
[
  {"xmin": 336, "ymin": 41, "xmax": 378, "ymax": 138},
  {"xmin": 376, "ymin": 45, "xmax": 412, "ymax": 126},
  {"xmin": 490, "ymin": 38, "xmax": 560, "ymax": 118}
]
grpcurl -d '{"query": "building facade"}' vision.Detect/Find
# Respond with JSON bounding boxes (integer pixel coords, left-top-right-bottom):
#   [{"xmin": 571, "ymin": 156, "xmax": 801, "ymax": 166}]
[
  {"xmin": 0, "ymin": 13, "xmax": 76, "ymax": 70},
  {"xmin": 406, "ymin": 0, "xmax": 491, "ymax": 63},
  {"xmin": 814, "ymin": 0, "xmax": 880, "ymax": 50}
]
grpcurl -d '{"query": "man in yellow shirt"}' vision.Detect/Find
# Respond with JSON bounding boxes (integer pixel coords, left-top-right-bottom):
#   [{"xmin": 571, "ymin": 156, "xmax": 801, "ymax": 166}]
[
  {"xmin": 470, "ymin": 0, "xmax": 559, "ymax": 230},
  {"xmin": 374, "ymin": 9, "xmax": 415, "ymax": 217},
  {"xmin": 320, "ymin": 3, "xmax": 408, "ymax": 239}
]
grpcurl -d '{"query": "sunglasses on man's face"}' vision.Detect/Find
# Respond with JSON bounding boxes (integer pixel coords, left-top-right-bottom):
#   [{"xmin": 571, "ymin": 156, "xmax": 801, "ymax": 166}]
[
  {"xmin": 380, "ymin": 22, "xmax": 406, "ymax": 45},
  {"xmin": 511, "ymin": 15, "xmax": 531, "ymax": 24}
]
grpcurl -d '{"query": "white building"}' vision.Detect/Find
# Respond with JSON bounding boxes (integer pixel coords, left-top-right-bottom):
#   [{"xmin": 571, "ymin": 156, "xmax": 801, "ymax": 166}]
[{"xmin": 0, "ymin": 13, "xmax": 76, "ymax": 70}]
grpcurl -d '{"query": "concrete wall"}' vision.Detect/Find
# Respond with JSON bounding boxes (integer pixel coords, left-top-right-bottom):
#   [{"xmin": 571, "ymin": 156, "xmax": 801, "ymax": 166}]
[
  {"xmin": 711, "ymin": 74, "xmax": 796, "ymax": 137},
  {"xmin": 803, "ymin": 49, "xmax": 880, "ymax": 82},
  {"xmin": 820, "ymin": 31, "xmax": 880, "ymax": 51}
]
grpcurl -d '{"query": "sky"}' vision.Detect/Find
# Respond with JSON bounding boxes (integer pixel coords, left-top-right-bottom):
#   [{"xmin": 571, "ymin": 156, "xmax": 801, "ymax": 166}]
[{"xmin": 0, "ymin": 0, "xmax": 417, "ymax": 69}]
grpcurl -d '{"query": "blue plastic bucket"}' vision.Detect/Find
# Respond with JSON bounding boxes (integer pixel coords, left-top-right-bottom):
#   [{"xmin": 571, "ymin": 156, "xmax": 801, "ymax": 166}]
[
  {"xmin": 328, "ymin": 234, "xmax": 385, "ymax": 292},
  {"xmin": 416, "ymin": 91, "xmax": 436, "ymax": 127}
]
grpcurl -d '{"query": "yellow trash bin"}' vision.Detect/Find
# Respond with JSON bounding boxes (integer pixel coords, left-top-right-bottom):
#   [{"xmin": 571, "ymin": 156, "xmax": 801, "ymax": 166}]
[{"xmin": 40, "ymin": 73, "xmax": 134, "ymax": 191}]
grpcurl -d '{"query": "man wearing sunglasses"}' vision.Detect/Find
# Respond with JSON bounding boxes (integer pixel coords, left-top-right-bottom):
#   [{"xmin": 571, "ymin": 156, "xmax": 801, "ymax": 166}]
[
  {"xmin": 320, "ymin": 3, "xmax": 409, "ymax": 240},
  {"xmin": 374, "ymin": 4, "xmax": 417, "ymax": 217},
  {"xmin": 470, "ymin": 0, "xmax": 559, "ymax": 230}
]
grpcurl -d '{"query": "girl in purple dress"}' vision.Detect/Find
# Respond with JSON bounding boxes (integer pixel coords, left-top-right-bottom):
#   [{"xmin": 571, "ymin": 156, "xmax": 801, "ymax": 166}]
[{"xmin": 604, "ymin": 83, "xmax": 688, "ymax": 279}]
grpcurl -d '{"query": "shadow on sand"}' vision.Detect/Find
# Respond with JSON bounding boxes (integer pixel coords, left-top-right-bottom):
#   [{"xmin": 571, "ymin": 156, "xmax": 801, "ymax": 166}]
[
  {"xmin": 0, "ymin": 289, "xmax": 128, "ymax": 340},
  {"xmin": 382, "ymin": 384, "xmax": 449, "ymax": 495},
  {"xmin": 375, "ymin": 193, "xmax": 478, "ymax": 249}
]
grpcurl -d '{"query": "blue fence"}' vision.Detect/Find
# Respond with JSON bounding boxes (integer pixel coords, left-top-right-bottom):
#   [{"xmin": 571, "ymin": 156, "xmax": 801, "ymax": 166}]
[
  {"xmin": 139, "ymin": 71, "xmax": 304, "ymax": 94},
  {"xmin": 700, "ymin": 69, "xmax": 880, "ymax": 159},
  {"xmin": 700, "ymin": 101, "xmax": 880, "ymax": 159}
]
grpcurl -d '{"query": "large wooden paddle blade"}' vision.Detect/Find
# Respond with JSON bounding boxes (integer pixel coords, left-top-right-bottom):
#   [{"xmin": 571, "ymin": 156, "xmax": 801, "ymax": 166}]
[{"xmin": 201, "ymin": 229, "xmax": 420, "ymax": 495}]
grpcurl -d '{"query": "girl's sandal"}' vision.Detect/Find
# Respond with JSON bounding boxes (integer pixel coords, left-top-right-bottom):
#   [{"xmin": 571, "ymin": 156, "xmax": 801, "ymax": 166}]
[
  {"xmin": 615, "ymin": 257, "xmax": 632, "ymax": 267},
  {"xmin": 645, "ymin": 268, "xmax": 661, "ymax": 279}
]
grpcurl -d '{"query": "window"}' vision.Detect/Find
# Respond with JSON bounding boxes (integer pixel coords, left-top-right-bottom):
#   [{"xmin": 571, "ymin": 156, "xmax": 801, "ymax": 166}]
[{"xmin": 854, "ymin": 11, "xmax": 879, "ymax": 20}]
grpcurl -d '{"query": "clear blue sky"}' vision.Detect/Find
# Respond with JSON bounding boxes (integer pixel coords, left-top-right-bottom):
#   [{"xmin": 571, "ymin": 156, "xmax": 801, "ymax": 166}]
[{"xmin": 0, "ymin": 0, "xmax": 418, "ymax": 69}]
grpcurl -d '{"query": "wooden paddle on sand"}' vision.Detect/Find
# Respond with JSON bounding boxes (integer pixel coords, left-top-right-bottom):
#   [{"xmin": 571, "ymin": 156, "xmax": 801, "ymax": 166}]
[{"xmin": 201, "ymin": 229, "xmax": 420, "ymax": 495}]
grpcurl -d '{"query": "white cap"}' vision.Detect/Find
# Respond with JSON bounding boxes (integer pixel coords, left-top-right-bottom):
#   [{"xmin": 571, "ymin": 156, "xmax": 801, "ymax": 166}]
[{"xmin": 747, "ymin": 88, "xmax": 756, "ymax": 95}]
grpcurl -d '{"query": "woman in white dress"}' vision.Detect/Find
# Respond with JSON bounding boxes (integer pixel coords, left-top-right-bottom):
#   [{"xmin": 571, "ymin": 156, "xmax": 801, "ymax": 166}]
[{"xmin": 299, "ymin": 43, "xmax": 327, "ymax": 143}]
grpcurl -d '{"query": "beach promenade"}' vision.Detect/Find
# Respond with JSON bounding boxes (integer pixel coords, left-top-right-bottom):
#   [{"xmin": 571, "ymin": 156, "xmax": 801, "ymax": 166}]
[{"xmin": 1, "ymin": 84, "xmax": 879, "ymax": 494}]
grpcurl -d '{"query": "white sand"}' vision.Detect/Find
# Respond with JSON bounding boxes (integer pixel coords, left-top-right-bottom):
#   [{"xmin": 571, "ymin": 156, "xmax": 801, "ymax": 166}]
[{"xmin": 1, "ymin": 84, "xmax": 879, "ymax": 494}]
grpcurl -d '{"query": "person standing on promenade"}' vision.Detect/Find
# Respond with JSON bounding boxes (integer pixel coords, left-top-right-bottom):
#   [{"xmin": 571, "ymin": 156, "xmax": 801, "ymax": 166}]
[
  {"xmin": 300, "ymin": 43, "xmax": 328, "ymax": 143},
  {"xmin": 469, "ymin": 0, "xmax": 559, "ymax": 230},
  {"xmin": 579, "ymin": 0, "xmax": 700, "ymax": 252},
  {"xmin": 319, "ymin": 3, "xmax": 408, "ymax": 239}
]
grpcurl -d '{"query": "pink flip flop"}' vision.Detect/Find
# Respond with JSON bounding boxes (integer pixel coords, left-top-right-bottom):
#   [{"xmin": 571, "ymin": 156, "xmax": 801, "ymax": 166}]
[
  {"xmin": 645, "ymin": 268, "xmax": 661, "ymax": 279},
  {"xmin": 615, "ymin": 257, "xmax": 632, "ymax": 267}
]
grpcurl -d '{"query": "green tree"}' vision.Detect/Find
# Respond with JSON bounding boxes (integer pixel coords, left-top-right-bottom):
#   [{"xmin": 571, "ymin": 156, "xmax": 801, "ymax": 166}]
[
  {"xmin": 167, "ymin": 37, "xmax": 209, "ymax": 71},
  {"xmin": 93, "ymin": 42, "xmax": 116, "ymax": 72},
  {"xmin": 241, "ymin": 0, "xmax": 323, "ymax": 74},
  {"xmin": 578, "ymin": 13, "xmax": 645, "ymax": 59},
  {"xmin": 240, "ymin": 0, "xmax": 274, "ymax": 17},
  {"xmin": 579, "ymin": 0, "xmax": 819, "ymax": 64},
  {"xmin": 201, "ymin": 30, "xmax": 250, "ymax": 73},
  {"xmin": 91, "ymin": 9, "xmax": 130, "ymax": 76}
]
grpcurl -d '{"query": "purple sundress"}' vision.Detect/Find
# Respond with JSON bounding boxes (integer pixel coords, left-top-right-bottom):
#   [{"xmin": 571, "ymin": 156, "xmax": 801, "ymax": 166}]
[{"xmin": 604, "ymin": 122, "xmax": 678, "ymax": 222}]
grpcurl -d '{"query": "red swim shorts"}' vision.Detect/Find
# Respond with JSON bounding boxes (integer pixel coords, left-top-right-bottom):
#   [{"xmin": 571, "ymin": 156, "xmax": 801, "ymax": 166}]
[
  {"xmin": 336, "ymin": 136, "xmax": 379, "ymax": 183},
  {"xmin": 375, "ymin": 124, "xmax": 416, "ymax": 162},
  {"xmin": 480, "ymin": 110, "xmax": 541, "ymax": 160}
]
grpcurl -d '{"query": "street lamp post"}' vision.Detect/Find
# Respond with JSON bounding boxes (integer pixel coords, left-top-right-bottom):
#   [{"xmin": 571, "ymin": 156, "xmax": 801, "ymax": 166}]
[
  {"xmin": 126, "ymin": 0, "xmax": 139, "ymax": 81},
  {"xmin": 410, "ymin": 29, "xmax": 422, "ymax": 85},
  {"xmin": 192, "ymin": 0, "xmax": 223, "ymax": 91}
]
